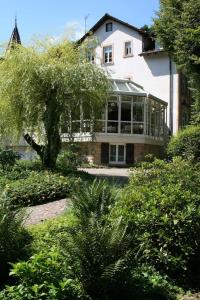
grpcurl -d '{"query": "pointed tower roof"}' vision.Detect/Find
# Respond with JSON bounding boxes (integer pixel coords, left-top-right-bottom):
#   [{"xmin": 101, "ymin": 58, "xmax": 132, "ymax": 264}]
[{"xmin": 8, "ymin": 17, "xmax": 21, "ymax": 48}]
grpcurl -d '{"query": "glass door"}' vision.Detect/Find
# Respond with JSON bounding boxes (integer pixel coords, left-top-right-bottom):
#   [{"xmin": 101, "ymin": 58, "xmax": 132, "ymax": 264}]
[
  {"xmin": 110, "ymin": 145, "xmax": 117, "ymax": 163},
  {"xmin": 109, "ymin": 144, "xmax": 125, "ymax": 164}
]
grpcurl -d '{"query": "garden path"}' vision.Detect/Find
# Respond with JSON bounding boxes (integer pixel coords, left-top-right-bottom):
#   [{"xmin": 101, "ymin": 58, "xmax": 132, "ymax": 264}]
[{"xmin": 25, "ymin": 168, "xmax": 129, "ymax": 226}]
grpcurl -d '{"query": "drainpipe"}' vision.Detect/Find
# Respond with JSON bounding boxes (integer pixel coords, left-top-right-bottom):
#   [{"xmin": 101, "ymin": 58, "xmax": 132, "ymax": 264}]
[{"xmin": 169, "ymin": 58, "xmax": 173, "ymax": 135}]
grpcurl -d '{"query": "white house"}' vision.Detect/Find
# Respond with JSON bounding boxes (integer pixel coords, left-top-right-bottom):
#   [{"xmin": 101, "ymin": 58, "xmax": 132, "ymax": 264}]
[
  {"xmin": 64, "ymin": 13, "xmax": 191, "ymax": 165},
  {"xmin": 7, "ymin": 15, "xmax": 192, "ymax": 165}
]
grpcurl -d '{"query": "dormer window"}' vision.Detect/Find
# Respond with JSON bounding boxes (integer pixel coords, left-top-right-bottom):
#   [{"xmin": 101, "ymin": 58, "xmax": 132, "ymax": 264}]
[{"xmin": 106, "ymin": 22, "xmax": 113, "ymax": 32}]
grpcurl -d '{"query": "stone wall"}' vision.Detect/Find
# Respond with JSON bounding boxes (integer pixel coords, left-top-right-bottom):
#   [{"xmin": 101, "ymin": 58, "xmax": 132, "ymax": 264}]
[
  {"xmin": 134, "ymin": 144, "xmax": 163, "ymax": 162},
  {"xmin": 63, "ymin": 142, "xmax": 102, "ymax": 165},
  {"xmin": 63, "ymin": 142, "xmax": 164, "ymax": 165},
  {"xmin": 78, "ymin": 142, "xmax": 101, "ymax": 165}
]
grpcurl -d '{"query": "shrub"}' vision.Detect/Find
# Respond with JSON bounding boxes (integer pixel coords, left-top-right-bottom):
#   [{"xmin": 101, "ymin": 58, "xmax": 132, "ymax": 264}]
[
  {"xmin": 57, "ymin": 144, "xmax": 82, "ymax": 171},
  {"xmin": 16, "ymin": 159, "xmax": 43, "ymax": 172},
  {"xmin": 0, "ymin": 194, "xmax": 31, "ymax": 285},
  {"xmin": 59, "ymin": 180, "xmax": 177, "ymax": 300},
  {"xmin": 4, "ymin": 172, "xmax": 80, "ymax": 207},
  {"xmin": 0, "ymin": 181, "xmax": 179, "ymax": 300},
  {"xmin": 167, "ymin": 125, "xmax": 200, "ymax": 161},
  {"xmin": 0, "ymin": 249, "xmax": 91, "ymax": 300},
  {"xmin": 0, "ymin": 149, "xmax": 20, "ymax": 171},
  {"xmin": 113, "ymin": 158, "xmax": 200, "ymax": 287}
]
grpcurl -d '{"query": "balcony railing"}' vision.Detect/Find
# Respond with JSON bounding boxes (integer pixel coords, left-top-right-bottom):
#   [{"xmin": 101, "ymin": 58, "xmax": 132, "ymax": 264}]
[{"xmin": 64, "ymin": 120, "xmax": 165, "ymax": 141}]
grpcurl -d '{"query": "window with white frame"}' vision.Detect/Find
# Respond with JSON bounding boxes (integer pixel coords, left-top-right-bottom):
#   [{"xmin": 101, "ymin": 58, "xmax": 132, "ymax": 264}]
[
  {"xmin": 124, "ymin": 41, "xmax": 132, "ymax": 57},
  {"xmin": 103, "ymin": 46, "xmax": 113, "ymax": 64}
]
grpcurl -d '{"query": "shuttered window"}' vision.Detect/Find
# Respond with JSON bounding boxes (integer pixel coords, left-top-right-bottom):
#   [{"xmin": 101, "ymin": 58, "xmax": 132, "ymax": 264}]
[
  {"xmin": 101, "ymin": 143, "xmax": 109, "ymax": 164},
  {"xmin": 126, "ymin": 144, "xmax": 134, "ymax": 164}
]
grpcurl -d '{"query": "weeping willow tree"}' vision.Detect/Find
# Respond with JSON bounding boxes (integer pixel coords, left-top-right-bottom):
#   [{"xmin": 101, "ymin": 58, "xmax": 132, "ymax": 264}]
[{"xmin": 0, "ymin": 40, "xmax": 110, "ymax": 169}]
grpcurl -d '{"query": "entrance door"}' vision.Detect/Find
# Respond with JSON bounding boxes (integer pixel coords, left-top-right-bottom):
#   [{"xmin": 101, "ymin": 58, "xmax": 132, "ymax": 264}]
[{"xmin": 109, "ymin": 144, "xmax": 125, "ymax": 164}]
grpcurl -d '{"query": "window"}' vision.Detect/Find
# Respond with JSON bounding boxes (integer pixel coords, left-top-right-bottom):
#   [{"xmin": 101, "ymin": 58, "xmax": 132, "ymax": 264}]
[
  {"xmin": 109, "ymin": 144, "xmax": 125, "ymax": 164},
  {"xmin": 87, "ymin": 49, "xmax": 95, "ymax": 63},
  {"xmin": 124, "ymin": 41, "xmax": 132, "ymax": 57},
  {"xmin": 107, "ymin": 101, "xmax": 118, "ymax": 133},
  {"xmin": 103, "ymin": 46, "xmax": 113, "ymax": 64},
  {"xmin": 106, "ymin": 22, "xmax": 112, "ymax": 32},
  {"xmin": 142, "ymin": 36, "xmax": 155, "ymax": 52}
]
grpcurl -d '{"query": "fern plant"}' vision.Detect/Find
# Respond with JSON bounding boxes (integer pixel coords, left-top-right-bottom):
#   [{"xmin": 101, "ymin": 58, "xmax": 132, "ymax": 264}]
[{"xmin": 60, "ymin": 180, "xmax": 138, "ymax": 300}]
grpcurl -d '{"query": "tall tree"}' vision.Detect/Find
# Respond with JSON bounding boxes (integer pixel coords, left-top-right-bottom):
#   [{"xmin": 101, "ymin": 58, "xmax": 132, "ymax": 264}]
[
  {"xmin": 154, "ymin": 0, "xmax": 200, "ymax": 122},
  {"xmin": 0, "ymin": 41, "xmax": 110, "ymax": 169}
]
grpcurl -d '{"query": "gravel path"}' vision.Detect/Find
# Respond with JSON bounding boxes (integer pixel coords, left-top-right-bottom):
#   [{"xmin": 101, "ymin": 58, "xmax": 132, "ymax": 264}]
[
  {"xmin": 25, "ymin": 168, "xmax": 129, "ymax": 226},
  {"xmin": 80, "ymin": 168, "xmax": 129, "ymax": 185},
  {"xmin": 24, "ymin": 198, "xmax": 71, "ymax": 226}
]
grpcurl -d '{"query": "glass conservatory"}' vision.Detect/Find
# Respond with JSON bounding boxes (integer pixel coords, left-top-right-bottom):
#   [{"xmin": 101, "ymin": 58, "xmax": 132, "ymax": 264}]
[
  {"xmin": 62, "ymin": 79, "xmax": 168, "ymax": 165},
  {"xmin": 96, "ymin": 79, "xmax": 167, "ymax": 140},
  {"xmin": 63, "ymin": 79, "xmax": 168, "ymax": 142}
]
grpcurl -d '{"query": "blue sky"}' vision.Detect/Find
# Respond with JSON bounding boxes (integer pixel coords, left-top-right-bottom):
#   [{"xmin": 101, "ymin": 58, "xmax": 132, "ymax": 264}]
[{"xmin": 0, "ymin": 0, "xmax": 159, "ymax": 45}]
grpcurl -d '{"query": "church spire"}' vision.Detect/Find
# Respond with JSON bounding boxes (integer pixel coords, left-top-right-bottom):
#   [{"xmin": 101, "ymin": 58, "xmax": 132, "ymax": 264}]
[{"xmin": 8, "ymin": 17, "xmax": 21, "ymax": 49}]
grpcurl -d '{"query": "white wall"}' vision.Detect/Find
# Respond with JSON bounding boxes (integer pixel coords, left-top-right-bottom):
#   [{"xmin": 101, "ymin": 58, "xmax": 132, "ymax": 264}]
[{"xmin": 91, "ymin": 19, "xmax": 179, "ymax": 133}]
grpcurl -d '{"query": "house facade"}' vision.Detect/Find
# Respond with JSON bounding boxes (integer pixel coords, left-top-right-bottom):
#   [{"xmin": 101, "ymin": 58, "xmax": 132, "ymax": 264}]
[
  {"xmin": 64, "ymin": 14, "xmax": 191, "ymax": 165},
  {"xmin": 6, "ymin": 15, "xmax": 192, "ymax": 164}
]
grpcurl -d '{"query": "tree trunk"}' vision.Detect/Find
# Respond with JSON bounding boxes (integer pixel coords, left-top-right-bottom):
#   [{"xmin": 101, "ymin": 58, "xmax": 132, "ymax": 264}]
[
  {"xmin": 24, "ymin": 91, "xmax": 61, "ymax": 170},
  {"xmin": 42, "ymin": 91, "xmax": 61, "ymax": 169},
  {"xmin": 23, "ymin": 133, "xmax": 44, "ymax": 160}
]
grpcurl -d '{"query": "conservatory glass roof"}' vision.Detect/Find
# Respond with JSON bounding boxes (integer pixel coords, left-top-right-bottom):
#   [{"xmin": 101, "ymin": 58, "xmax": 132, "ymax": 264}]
[{"xmin": 111, "ymin": 79, "xmax": 167, "ymax": 105}]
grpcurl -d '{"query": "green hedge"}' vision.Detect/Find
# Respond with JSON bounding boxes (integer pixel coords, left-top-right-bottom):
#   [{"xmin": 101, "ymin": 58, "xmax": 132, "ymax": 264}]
[
  {"xmin": 4, "ymin": 172, "xmax": 79, "ymax": 207},
  {"xmin": 0, "ymin": 181, "xmax": 179, "ymax": 300},
  {"xmin": 167, "ymin": 125, "xmax": 200, "ymax": 161},
  {"xmin": 112, "ymin": 158, "xmax": 200, "ymax": 287}
]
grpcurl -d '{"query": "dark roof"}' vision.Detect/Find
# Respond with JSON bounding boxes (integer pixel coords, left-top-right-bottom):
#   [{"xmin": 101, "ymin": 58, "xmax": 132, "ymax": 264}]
[
  {"xmin": 78, "ymin": 13, "xmax": 146, "ymax": 43},
  {"xmin": 139, "ymin": 49, "xmax": 166, "ymax": 56},
  {"xmin": 8, "ymin": 18, "xmax": 21, "ymax": 49}
]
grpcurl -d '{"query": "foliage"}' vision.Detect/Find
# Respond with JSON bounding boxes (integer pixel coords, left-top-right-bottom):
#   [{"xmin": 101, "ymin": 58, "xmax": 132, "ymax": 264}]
[
  {"xmin": 30, "ymin": 213, "xmax": 78, "ymax": 254},
  {"xmin": 131, "ymin": 265, "xmax": 181, "ymax": 300},
  {"xmin": 167, "ymin": 125, "xmax": 200, "ymax": 161},
  {"xmin": 154, "ymin": 0, "xmax": 200, "ymax": 121},
  {"xmin": 4, "ymin": 171, "xmax": 79, "ymax": 207},
  {"xmin": 60, "ymin": 180, "xmax": 134, "ymax": 299},
  {"xmin": 16, "ymin": 159, "xmax": 44, "ymax": 172},
  {"xmin": 57, "ymin": 144, "xmax": 82, "ymax": 171},
  {"xmin": 0, "ymin": 40, "xmax": 110, "ymax": 169},
  {"xmin": 0, "ymin": 194, "xmax": 31, "ymax": 285},
  {"xmin": 0, "ymin": 149, "xmax": 20, "ymax": 171},
  {"xmin": 140, "ymin": 24, "xmax": 154, "ymax": 35},
  {"xmin": 0, "ymin": 179, "xmax": 181, "ymax": 299},
  {"xmin": 0, "ymin": 249, "xmax": 90, "ymax": 300},
  {"xmin": 113, "ymin": 158, "xmax": 200, "ymax": 287},
  {"xmin": 58, "ymin": 180, "xmax": 177, "ymax": 300},
  {"xmin": 0, "ymin": 159, "xmax": 94, "ymax": 207}
]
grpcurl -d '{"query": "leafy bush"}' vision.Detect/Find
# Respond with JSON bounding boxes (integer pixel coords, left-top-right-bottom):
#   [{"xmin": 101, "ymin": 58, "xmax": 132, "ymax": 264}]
[
  {"xmin": 59, "ymin": 180, "xmax": 177, "ymax": 300},
  {"xmin": 0, "ymin": 180, "xmax": 180, "ymax": 300},
  {"xmin": 4, "ymin": 172, "xmax": 80, "ymax": 207},
  {"xmin": 16, "ymin": 159, "xmax": 43, "ymax": 172},
  {"xmin": 0, "ymin": 149, "xmax": 20, "ymax": 171},
  {"xmin": 167, "ymin": 125, "xmax": 200, "ymax": 161},
  {"xmin": 57, "ymin": 144, "xmax": 82, "ymax": 171},
  {"xmin": 0, "ymin": 249, "xmax": 91, "ymax": 300},
  {"xmin": 0, "ymin": 194, "xmax": 31, "ymax": 285},
  {"xmin": 113, "ymin": 158, "xmax": 200, "ymax": 287}
]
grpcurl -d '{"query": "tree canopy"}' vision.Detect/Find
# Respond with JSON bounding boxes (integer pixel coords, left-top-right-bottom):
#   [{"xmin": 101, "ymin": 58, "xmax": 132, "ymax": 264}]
[
  {"xmin": 0, "ymin": 40, "xmax": 110, "ymax": 168},
  {"xmin": 154, "ymin": 0, "xmax": 200, "ymax": 122}
]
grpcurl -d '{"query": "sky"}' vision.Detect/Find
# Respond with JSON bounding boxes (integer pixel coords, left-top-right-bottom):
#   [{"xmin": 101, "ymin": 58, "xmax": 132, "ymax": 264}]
[{"xmin": 0, "ymin": 0, "xmax": 160, "ymax": 45}]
